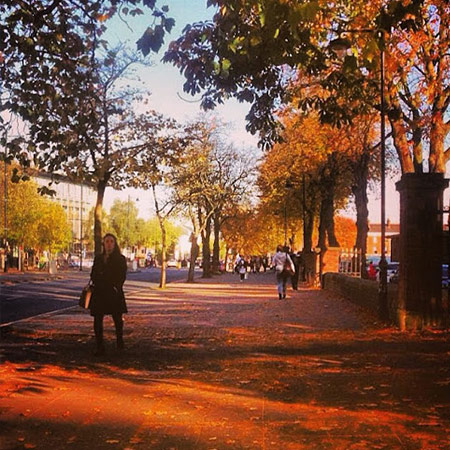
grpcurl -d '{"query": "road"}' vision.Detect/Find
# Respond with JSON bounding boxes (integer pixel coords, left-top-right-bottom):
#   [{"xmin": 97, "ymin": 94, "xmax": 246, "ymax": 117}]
[{"xmin": 0, "ymin": 267, "xmax": 190, "ymax": 326}]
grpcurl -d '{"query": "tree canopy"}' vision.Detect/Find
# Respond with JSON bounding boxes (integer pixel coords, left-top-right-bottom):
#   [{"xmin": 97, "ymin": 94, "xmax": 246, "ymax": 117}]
[
  {"xmin": 164, "ymin": 0, "xmax": 450, "ymax": 173},
  {"xmin": 1, "ymin": 162, "xmax": 71, "ymax": 252}
]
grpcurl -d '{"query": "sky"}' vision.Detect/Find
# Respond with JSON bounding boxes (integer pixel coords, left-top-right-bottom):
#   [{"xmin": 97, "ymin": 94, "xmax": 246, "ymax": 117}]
[
  {"xmin": 101, "ymin": 0, "xmax": 403, "ymax": 225},
  {"xmin": 102, "ymin": 0, "xmax": 261, "ymax": 219}
]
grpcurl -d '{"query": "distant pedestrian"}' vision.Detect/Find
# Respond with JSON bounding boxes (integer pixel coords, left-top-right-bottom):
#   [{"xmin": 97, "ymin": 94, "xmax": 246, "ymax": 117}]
[
  {"xmin": 89, "ymin": 233, "xmax": 127, "ymax": 356},
  {"xmin": 290, "ymin": 250, "xmax": 300, "ymax": 290},
  {"xmin": 272, "ymin": 245, "xmax": 295, "ymax": 300},
  {"xmin": 262, "ymin": 256, "xmax": 268, "ymax": 272},
  {"xmin": 237, "ymin": 258, "xmax": 247, "ymax": 281},
  {"xmin": 368, "ymin": 261, "xmax": 377, "ymax": 280}
]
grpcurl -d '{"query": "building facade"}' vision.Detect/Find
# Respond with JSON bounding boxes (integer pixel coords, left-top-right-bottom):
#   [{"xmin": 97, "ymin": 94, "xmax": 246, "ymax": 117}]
[
  {"xmin": 367, "ymin": 221, "xmax": 400, "ymax": 260},
  {"xmin": 34, "ymin": 173, "xmax": 97, "ymax": 252}
]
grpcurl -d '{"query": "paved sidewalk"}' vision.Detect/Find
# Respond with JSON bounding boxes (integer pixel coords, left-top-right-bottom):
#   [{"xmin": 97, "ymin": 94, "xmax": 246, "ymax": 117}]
[
  {"xmin": 0, "ymin": 267, "xmax": 85, "ymax": 285},
  {"xmin": 1, "ymin": 272, "xmax": 449, "ymax": 449}
]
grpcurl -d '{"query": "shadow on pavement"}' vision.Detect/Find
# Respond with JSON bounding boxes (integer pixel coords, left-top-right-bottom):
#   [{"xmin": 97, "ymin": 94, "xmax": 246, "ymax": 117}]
[{"xmin": 1, "ymin": 276, "xmax": 450, "ymax": 449}]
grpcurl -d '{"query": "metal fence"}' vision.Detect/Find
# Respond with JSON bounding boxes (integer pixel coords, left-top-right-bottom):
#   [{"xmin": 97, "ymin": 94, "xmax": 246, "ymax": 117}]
[{"xmin": 338, "ymin": 248, "xmax": 362, "ymax": 277}]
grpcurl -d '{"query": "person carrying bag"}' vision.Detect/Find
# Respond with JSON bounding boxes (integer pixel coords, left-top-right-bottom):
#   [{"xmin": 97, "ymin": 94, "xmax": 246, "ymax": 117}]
[
  {"xmin": 88, "ymin": 233, "xmax": 128, "ymax": 356},
  {"xmin": 272, "ymin": 245, "xmax": 295, "ymax": 300}
]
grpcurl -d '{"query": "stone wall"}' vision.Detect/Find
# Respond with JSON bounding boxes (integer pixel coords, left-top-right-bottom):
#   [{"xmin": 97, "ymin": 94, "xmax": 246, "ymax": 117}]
[{"xmin": 322, "ymin": 272, "xmax": 398, "ymax": 316}]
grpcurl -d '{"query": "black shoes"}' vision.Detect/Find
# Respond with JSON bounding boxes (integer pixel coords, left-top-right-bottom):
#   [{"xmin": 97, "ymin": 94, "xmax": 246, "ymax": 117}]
[{"xmin": 278, "ymin": 293, "xmax": 282, "ymax": 300}]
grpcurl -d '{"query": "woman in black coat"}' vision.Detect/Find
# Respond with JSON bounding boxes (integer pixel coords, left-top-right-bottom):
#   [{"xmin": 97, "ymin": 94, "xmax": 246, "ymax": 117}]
[{"xmin": 89, "ymin": 233, "xmax": 127, "ymax": 356}]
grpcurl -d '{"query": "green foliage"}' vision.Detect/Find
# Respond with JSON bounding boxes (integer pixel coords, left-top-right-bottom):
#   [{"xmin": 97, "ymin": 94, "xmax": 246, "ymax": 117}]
[
  {"xmin": 1, "ymin": 162, "xmax": 71, "ymax": 252},
  {"xmin": 141, "ymin": 217, "xmax": 183, "ymax": 253},
  {"xmin": 35, "ymin": 201, "xmax": 72, "ymax": 254},
  {"xmin": 107, "ymin": 198, "xmax": 141, "ymax": 249},
  {"xmin": 1, "ymin": 1, "xmax": 173, "ymax": 167},
  {"xmin": 163, "ymin": 0, "xmax": 442, "ymax": 164},
  {"xmin": 106, "ymin": 198, "xmax": 182, "ymax": 251}
]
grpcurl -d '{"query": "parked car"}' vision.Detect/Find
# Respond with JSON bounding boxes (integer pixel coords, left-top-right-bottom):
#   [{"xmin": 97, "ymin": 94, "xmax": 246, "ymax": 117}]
[
  {"xmin": 167, "ymin": 259, "xmax": 178, "ymax": 268},
  {"xmin": 442, "ymin": 264, "xmax": 449, "ymax": 288},
  {"xmin": 390, "ymin": 269, "xmax": 399, "ymax": 284},
  {"xmin": 375, "ymin": 262, "xmax": 399, "ymax": 282},
  {"xmin": 389, "ymin": 264, "xmax": 449, "ymax": 288}
]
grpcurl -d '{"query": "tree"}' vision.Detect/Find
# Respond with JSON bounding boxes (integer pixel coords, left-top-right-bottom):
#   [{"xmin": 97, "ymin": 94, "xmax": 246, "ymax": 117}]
[
  {"xmin": 257, "ymin": 112, "xmax": 354, "ymax": 251},
  {"xmin": 1, "ymin": 1, "xmax": 175, "ymax": 256},
  {"xmin": 35, "ymin": 201, "xmax": 72, "ymax": 255},
  {"xmin": 139, "ymin": 217, "xmax": 182, "ymax": 260},
  {"xmin": 1, "ymin": 0, "xmax": 173, "ymax": 166},
  {"xmin": 327, "ymin": 1, "xmax": 450, "ymax": 174},
  {"xmin": 124, "ymin": 112, "xmax": 182, "ymax": 288},
  {"xmin": 1, "ymin": 162, "xmax": 71, "ymax": 254},
  {"xmin": 107, "ymin": 198, "xmax": 140, "ymax": 251},
  {"xmin": 168, "ymin": 118, "xmax": 254, "ymax": 279},
  {"xmin": 208, "ymin": 143, "xmax": 254, "ymax": 274},
  {"xmin": 169, "ymin": 120, "xmax": 216, "ymax": 280},
  {"xmin": 163, "ymin": 0, "xmax": 328, "ymax": 147}
]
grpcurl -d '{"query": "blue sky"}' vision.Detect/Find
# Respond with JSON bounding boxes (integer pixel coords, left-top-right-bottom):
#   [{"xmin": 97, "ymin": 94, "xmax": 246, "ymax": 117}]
[{"xmin": 104, "ymin": 0, "xmax": 257, "ymax": 147}]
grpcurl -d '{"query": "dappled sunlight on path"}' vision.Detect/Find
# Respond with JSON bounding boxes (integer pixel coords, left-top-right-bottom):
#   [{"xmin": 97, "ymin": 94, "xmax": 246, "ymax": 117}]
[{"xmin": 1, "ymin": 273, "xmax": 449, "ymax": 449}]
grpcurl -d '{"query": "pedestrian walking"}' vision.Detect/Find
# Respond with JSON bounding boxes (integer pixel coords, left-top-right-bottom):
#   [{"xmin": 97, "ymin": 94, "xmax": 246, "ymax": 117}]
[
  {"xmin": 89, "ymin": 233, "xmax": 127, "ymax": 356},
  {"xmin": 272, "ymin": 245, "xmax": 295, "ymax": 299},
  {"xmin": 237, "ymin": 258, "xmax": 247, "ymax": 281},
  {"xmin": 290, "ymin": 250, "xmax": 300, "ymax": 290},
  {"xmin": 368, "ymin": 261, "xmax": 377, "ymax": 280}
]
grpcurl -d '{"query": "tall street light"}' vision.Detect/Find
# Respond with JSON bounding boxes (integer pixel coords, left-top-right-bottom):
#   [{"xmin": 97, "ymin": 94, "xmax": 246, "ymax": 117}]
[
  {"xmin": 284, "ymin": 180, "xmax": 293, "ymax": 248},
  {"xmin": 3, "ymin": 129, "xmax": 8, "ymax": 273},
  {"xmin": 79, "ymin": 180, "xmax": 83, "ymax": 272},
  {"xmin": 330, "ymin": 29, "xmax": 389, "ymax": 320},
  {"xmin": 127, "ymin": 195, "xmax": 139, "ymax": 260}
]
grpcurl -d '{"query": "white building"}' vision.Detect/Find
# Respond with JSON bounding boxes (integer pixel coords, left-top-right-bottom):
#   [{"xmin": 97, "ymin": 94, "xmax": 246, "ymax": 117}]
[{"xmin": 34, "ymin": 173, "xmax": 97, "ymax": 251}]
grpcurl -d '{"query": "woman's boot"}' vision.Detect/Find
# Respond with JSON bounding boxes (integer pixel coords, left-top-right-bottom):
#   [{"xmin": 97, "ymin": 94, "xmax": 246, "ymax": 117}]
[
  {"xmin": 113, "ymin": 314, "xmax": 124, "ymax": 350},
  {"xmin": 94, "ymin": 315, "xmax": 105, "ymax": 356}
]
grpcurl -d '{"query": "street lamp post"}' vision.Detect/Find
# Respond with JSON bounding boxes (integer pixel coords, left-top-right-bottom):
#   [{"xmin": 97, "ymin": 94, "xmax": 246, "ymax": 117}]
[
  {"xmin": 79, "ymin": 180, "xmax": 83, "ymax": 271},
  {"xmin": 126, "ymin": 195, "xmax": 139, "ymax": 260},
  {"xmin": 284, "ymin": 180, "xmax": 293, "ymax": 248},
  {"xmin": 3, "ymin": 130, "xmax": 7, "ymax": 273},
  {"xmin": 330, "ymin": 29, "xmax": 388, "ymax": 320}
]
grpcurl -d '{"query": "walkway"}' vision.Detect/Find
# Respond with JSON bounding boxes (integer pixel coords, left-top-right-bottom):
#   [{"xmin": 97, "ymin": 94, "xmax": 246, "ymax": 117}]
[{"xmin": 1, "ymin": 272, "xmax": 449, "ymax": 449}]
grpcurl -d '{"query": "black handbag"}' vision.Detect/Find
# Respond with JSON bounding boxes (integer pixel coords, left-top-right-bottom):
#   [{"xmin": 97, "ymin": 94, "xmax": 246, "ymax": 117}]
[{"xmin": 79, "ymin": 282, "xmax": 93, "ymax": 309}]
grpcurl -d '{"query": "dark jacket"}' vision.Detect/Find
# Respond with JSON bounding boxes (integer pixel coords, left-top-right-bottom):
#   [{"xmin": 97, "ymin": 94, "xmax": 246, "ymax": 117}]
[{"xmin": 89, "ymin": 252, "xmax": 127, "ymax": 316}]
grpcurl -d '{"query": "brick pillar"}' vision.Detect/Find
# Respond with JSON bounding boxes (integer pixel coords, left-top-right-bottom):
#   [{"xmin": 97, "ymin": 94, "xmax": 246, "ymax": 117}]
[
  {"xmin": 321, "ymin": 247, "xmax": 341, "ymax": 274},
  {"xmin": 396, "ymin": 173, "xmax": 449, "ymax": 330}
]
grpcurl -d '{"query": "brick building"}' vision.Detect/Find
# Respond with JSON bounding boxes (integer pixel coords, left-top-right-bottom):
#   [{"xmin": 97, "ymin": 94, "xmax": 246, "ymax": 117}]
[{"xmin": 367, "ymin": 221, "xmax": 400, "ymax": 259}]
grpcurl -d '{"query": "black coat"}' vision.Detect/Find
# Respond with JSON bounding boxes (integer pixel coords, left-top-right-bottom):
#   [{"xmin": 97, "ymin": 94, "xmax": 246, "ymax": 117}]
[{"xmin": 89, "ymin": 252, "xmax": 127, "ymax": 316}]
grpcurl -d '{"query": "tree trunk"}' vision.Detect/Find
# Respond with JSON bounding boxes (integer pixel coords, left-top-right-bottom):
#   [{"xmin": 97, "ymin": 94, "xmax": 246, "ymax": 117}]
[
  {"xmin": 318, "ymin": 199, "xmax": 327, "ymax": 252},
  {"xmin": 352, "ymin": 150, "xmax": 370, "ymax": 278},
  {"xmin": 187, "ymin": 233, "xmax": 199, "ymax": 283},
  {"xmin": 212, "ymin": 211, "xmax": 220, "ymax": 274},
  {"xmin": 94, "ymin": 180, "xmax": 107, "ymax": 254},
  {"xmin": 325, "ymin": 155, "xmax": 339, "ymax": 248},
  {"xmin": 412, "ymin": 113, "xmax": 423, "ymax": 173},
  {"xmin": 429, "ymin": 110, "xmax": 446, "ymax": 173},
  {"xmin": 325, "ymin": 194, "xmax": 339, "ymax": 247},
  {"xmin": 388, "ymin": 106, "xmax": 415, "ymax": 173},
  {"xmin": 318, "ymin": 184, "xmax": 339, "ymax": 251},
  {"xmin": 202, "ymin": 215, "xmax": 212, "ymax": 278},
  {"xmin": 158, "ymin": 216, "xmax": 167, "ymax": 289},
  {"xmin": 224, "ymin": 245, "xmax": 229, "ymax": 273},
  {"xmin": 303, "ymin": 208, "xmax": 314, "ymax": 252}
]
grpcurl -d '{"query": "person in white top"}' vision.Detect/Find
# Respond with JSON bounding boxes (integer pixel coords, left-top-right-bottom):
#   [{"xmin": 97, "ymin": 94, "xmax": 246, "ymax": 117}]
[{"xmin": 271, "ymin": 245, "xmax": 295, "ymax": 300}]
